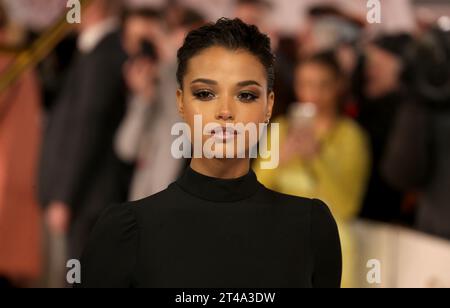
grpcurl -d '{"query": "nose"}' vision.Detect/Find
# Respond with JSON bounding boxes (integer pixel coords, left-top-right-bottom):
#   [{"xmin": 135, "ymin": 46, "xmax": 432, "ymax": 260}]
[{"xmin": 215, "ymin": 97, "xmax": 234, "ymax": 122}]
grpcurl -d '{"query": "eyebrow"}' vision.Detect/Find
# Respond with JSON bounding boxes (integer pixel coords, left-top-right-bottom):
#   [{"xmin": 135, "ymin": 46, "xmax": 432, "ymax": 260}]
[
  {"xmin": 190, "ymin": 78, "xmax": 262, "ymax": 88},
  {"xmin": 237, "ymin": 80, "xmax": 263, "ymax": 88},
  {"xmin": 191, "ymin": 78, "xmax": 218, "ymax": 86}
]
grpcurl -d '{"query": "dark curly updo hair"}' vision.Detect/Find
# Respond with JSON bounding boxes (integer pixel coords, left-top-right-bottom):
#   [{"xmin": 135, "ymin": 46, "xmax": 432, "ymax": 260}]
[{"xmin": 176, "ymin": 17, "xmax": 276, "ymax": 92}]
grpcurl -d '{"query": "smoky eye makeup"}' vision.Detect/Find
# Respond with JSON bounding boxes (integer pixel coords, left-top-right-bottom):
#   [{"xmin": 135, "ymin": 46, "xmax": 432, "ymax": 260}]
[
  {"xmin": 237, "ymin": 90, "xmax": 260, "ymax": 103},
  {"xmin": 237, "ymin": 84, "xmax": 264, "ymax": 102},
  {"xmin": 191, "ymin": 88, "xmax": 216, "ymax": 101}
]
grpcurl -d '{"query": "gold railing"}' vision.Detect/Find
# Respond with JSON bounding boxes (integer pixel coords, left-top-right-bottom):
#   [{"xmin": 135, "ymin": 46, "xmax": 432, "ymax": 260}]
[{"xmin": 0, "ymin": 0, "xmax": 91, "ymax": 93}]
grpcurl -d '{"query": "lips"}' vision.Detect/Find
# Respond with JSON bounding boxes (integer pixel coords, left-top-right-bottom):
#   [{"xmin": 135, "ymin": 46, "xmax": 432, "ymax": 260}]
[{"xmin": 209, "ymin": 126, "xmax": 240, "ymax": 141}]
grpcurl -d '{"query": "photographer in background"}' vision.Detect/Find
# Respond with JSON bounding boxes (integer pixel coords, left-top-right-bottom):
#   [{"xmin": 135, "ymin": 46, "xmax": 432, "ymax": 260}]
[
  {"xmin": 382, "ymin": 24, "xmax": 450, "ymax": 240},
  {"xmin": 115, "ymin": 7, "xmax": 205, "ymax": 201}
]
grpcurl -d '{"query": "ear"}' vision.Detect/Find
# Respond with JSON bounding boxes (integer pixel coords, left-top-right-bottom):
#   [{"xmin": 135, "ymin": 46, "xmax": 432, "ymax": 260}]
[
  {"xmin": 266, "ymin": 91, "xmax": 275, "ymax": 121},
  {"xmin": 176, "ymin": 88, "xmax": 185, "ymax": 119}
]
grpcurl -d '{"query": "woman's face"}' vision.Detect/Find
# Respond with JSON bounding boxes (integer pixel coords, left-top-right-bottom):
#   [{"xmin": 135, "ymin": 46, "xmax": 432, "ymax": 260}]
[
  {"xmin": 176, "ymin": 46, "xmax": 275, "ymax": 159},
  {"xmin": 294, "ymin": 62, "xmax": 341, "ymax": 114}
]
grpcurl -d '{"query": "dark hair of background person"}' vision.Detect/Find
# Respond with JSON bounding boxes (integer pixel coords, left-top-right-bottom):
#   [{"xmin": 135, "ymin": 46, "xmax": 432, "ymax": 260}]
[
  {"xmin": 178, "ymin": 7, "xmax": 206, "ymax": 29},
  {"xmin": 121, "ymin": 7, "xmax": 163, "ymax": 62},
  {"xmin": 299, "ymin": 50, "xmax": 343, "ymax": 79},
  {"xmin": 296, "ymin": 50, "xmax": 347, "ymax": 113},
  {"xmin": 371, "ymin": 33, "xmax": 414, "ymax": 59},
  {"xmin": 176, "ymin": 17, "xmax": 276, "ymax": 92}
]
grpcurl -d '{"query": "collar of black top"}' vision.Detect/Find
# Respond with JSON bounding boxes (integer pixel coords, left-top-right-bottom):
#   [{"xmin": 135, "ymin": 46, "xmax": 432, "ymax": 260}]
[{"xmin": 175, "ymin": 166, "xmax": 260, "ymax": 203}]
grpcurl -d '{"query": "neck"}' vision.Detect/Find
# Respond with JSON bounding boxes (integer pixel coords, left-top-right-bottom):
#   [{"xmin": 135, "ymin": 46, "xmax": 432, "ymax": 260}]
[
  {"xmin": 190, "ymin": 158, "xmax": 251, "ymax": 179},
  {"xmin": 318, "ymin": 106, "xmax": 339, "ymax": 122}
]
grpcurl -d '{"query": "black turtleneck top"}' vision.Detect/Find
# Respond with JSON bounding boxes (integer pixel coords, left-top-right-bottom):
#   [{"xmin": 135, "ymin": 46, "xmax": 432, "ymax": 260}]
[{"xmin": 78, "ymin": 167, "xmax": 342, "ymax": 288}]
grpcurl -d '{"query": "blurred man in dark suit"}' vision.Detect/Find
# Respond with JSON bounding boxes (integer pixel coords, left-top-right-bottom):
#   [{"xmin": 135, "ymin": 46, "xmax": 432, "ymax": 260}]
[{"xmin": 38, "ymin": 0, "xmax": 133, "ymax": 260}]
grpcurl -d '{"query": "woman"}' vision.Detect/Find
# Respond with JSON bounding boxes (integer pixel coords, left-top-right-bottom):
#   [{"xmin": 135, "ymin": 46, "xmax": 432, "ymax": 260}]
[
  {"xmin": 79, "ymin": 18, "xmax": 341, "ymax": 288},
  {"xmin": 254, "ymin": 52, "xmax": 370, "ymax": 287}
]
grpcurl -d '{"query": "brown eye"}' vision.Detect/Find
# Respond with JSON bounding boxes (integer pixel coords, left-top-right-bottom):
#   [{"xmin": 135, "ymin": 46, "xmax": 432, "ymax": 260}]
[
  {"xmin": 238, "ymin": 92, "xmax": 259, "ymax": 103},
  {"xmin": 193, "ymin": 90, "xmax": 216, "ymax": 101}
]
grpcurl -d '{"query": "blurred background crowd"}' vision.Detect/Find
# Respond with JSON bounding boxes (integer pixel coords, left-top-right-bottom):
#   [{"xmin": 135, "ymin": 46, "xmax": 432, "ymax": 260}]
[{"xmin": 0, "ymin": 0, "xmax": 449, "ymax": 288}]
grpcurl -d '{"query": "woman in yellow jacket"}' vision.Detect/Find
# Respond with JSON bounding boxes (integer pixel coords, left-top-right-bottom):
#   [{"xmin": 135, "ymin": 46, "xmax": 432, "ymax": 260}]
[{"xmin": 254, "ymin": 51, "xmax": 371, "ymax": 287}]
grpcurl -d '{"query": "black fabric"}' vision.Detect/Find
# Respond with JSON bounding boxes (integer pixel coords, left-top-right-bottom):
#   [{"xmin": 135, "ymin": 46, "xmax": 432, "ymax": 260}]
[
  {"xmin": 78, "ymin": 167, "xmax": 342, "ymax": 288},
  {"xmin": 0, "ymin": 277, "xmax": 14, "ymax": 288},
  {"xmin": 372, "ymin": 34, "xmax": 413, "ymax": 59},
  {"xmin": 358, "ymin": 91, "xmax": 405, "ymax": 222}
]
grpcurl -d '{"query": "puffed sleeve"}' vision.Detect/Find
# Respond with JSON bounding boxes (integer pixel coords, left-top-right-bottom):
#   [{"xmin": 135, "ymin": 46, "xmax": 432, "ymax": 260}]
[
  {"xmin": 76, "ymin": 203, "xmax": 139, "ymax": 288},
  {"xmin": 311, "ymin": 199, "xmax": 342, "ymax": 288}
]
